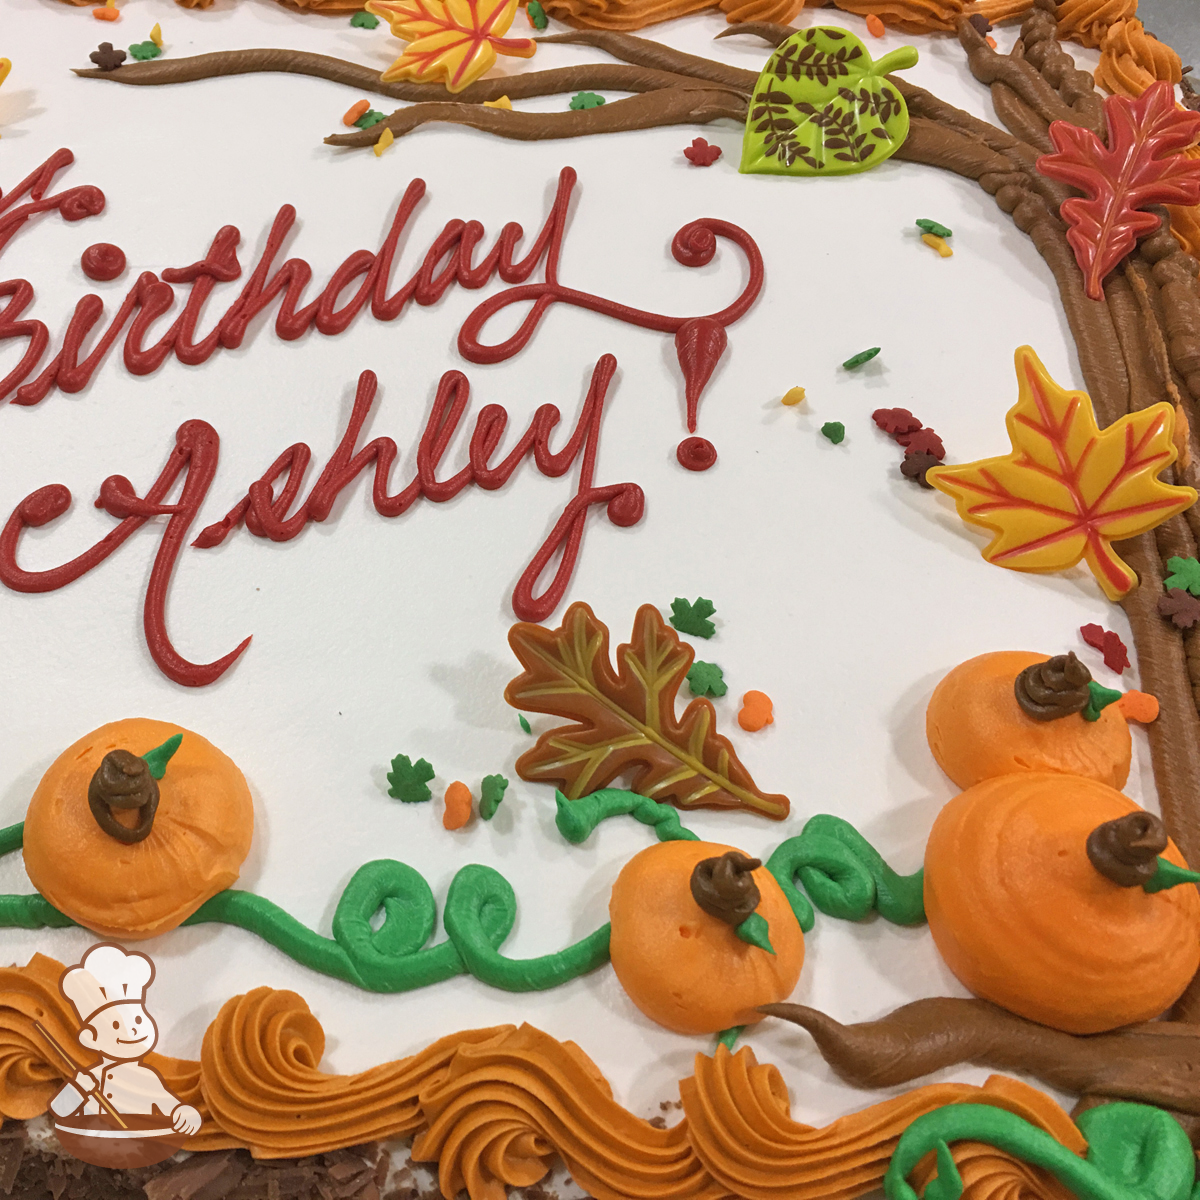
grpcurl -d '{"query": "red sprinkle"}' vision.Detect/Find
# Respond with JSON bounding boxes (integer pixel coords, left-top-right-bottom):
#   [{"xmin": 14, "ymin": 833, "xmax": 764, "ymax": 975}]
[
  {"xmin": 1081, "ymin": 623, "xmax": 1130, "ymax": 672},
  {"xmin": 897, "ymin": 427, "xmax": 946, "ymax": 460},
  {"xmin": 683, "ymin": 138, "xmax": 722, "ymax": 167},
  {"xmin": 81, "ymin": 242, "xmax": 126, "ymax": 282},
  {"xmin": 872, "ymin": 407, "xmax": 922, "ymax": 436}
]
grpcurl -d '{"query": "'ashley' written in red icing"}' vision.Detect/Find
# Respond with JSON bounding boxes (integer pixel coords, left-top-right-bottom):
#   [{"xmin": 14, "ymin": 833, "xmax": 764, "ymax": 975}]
[
  {"xmin": 0, "ymin": 362, "xmax": 637, "ymax": 686},
  {"xmin": 0, "ymin": 151, "xmax": 763, "ymax": 687}
]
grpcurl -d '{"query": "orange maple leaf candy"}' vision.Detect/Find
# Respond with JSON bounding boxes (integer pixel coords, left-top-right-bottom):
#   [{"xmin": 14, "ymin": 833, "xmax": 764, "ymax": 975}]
[
  {"xmin": 927, "ymin": 346, "xmax": 1196, "ymax": 601},
  {"xmin": 504, "ymin": 601, "xmax": 790, "ymax": 819},
  {"xmin": 366, "ymin": 0, "xmax": 536, "ymax": 94}
]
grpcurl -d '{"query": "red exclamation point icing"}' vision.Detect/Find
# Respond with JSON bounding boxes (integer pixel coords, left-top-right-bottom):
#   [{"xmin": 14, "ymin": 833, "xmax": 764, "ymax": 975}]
[{"xmin": 674, "ymin": 316, "xmax": 726, "ymax": 471}]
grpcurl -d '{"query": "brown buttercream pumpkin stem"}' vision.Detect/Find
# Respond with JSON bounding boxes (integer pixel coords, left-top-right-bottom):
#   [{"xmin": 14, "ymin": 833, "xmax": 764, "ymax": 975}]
[
  {"xmin": 1014, "ymin": 652, "xmax": 1093, "ymax": 721},
  {"xmin": 87, "ymin": 750, "xmax": 160, "ymax": 844},
  {"xmin": 691, "ymin": 851, "xmax": 762, "ymax": 925},
  {"xmin": 1086, "ymin": 811, "xmax": 1168, "ymax": 886}
]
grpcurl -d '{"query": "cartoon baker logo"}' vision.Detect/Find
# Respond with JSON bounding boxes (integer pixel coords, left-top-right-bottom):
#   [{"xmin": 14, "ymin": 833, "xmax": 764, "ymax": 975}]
[{"xmin": 39, "ymin": 943, "xmax": 200, "ymax": 1169}]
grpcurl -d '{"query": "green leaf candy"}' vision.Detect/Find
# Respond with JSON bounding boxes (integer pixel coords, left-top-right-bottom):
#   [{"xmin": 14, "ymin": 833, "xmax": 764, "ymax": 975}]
[{"xmin": 740, "ymin": 27, "xmax": 918, "ymax": 178}]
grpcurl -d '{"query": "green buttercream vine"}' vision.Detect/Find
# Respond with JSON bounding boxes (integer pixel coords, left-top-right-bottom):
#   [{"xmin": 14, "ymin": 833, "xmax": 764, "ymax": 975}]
[
  {"xmin": 766, "ymin": 814, "xmax": 926, "ymax": 932},
  {"xmin": 884, "ymin": 1101, "xmax": 1197, "ymax": 1200},
  {"xmin": 0, "ymin": 795, "xmax": 925, "ymax": 993}
]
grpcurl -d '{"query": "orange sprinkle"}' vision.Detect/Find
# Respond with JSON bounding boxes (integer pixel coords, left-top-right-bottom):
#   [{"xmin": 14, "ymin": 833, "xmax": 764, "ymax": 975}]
[
  {"xmin": 738, "ymin": 691, "xmax": 774, "ymax": 733},
  {"xmin": 986, "ymin": 35, "xmax": 997, "ymax": 48},
  {"xmin": 1116, "ymin": 690, "xmax": 1159, "ymax": 724},
  {"xmin": 866, "ymin": 14, "xmax": 885, "ymax": 37},
  {"xmin": 343, "ymin": 99, "xmax": 371, "ymax": 126},
  {"xmin": 92, "ymin": 6, "xmax": 120, "ymax": 19},
  {"xmin": 443, "ymin": 781, "xmax": 473, "ymax": 830}
]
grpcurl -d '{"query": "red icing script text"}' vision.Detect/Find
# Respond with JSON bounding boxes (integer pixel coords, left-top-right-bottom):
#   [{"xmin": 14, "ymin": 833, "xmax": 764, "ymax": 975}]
[{"xmin": 0, "ymin": 150, "xmax": 763, "ymax": 686}]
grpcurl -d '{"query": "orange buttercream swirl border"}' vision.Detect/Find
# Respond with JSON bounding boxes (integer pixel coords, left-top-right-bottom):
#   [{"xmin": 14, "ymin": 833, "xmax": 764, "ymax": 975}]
[{"xmin": 0, "ymin": 955, "xmax": 1086, "ymax": 1200}]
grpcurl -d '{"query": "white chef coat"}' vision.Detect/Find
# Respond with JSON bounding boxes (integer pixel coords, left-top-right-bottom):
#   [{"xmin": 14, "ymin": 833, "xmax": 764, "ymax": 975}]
[{"xmin": 50, "ymin": 1060, "xmax": 181, "ymax": 1120}]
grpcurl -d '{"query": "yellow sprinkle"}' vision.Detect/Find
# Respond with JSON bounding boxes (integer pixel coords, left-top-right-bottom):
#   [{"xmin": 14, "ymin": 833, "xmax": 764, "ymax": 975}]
[
  {"xmin": 373, "ymin": 126, "xmax": 394, "ymax": 156},
  {"xmin": 483, "ymin": 95, "xmax": 513, "ymax": 110},
  {"xmin": 105, "ymin": 0, "xmax": 117, "ymax": 9},
  {"xmin": 921, "ymin": 233, "xmax": 953, "ymax": 258},
  {"xmin": 781, "ymin": 386, "xmax": 806, "ymax": 406},
  {"xmin": 149, "ymin": 23, "xmax": 162, "ymax": 46},
  {"xmin": 0, "ymin": 59, "xmax": 10, "ymax": 89}
]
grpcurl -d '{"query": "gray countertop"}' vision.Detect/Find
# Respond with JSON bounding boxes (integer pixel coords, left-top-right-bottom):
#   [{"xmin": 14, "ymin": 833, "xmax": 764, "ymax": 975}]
[{"xmin": 1134, "ymin": 0, "xmax": 1198, "ymax": 66}]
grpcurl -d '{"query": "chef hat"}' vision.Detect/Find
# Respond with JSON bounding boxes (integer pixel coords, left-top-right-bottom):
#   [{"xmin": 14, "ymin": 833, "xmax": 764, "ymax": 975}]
[{"xmin": 61, "ymin": 944, "xmax": 155, "ymax": 1025}]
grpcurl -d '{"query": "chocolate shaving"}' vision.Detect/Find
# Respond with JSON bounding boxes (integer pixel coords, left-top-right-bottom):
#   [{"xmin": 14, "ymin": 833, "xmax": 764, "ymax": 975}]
[
  {"xmin": 1087, "ymin": 810, "xmax": 1169, "ymax": 886},
  {"xmin": 87, "ymin": 749, "xmax": 159, "ymax": 844},
  {"xmin": 1013, "ymin": 652, "xmax": 1092, "ymax": 720},
  {"xmin": 690, "ymin": 851, "xmax": 762, "ymax": 924},
  {"xmin": 758, "ymin": 998, "xmax": 1200, "ymax": 1114}
]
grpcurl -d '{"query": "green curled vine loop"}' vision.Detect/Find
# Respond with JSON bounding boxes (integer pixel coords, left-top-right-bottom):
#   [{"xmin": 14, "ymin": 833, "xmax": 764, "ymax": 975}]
[
  {"xmin": 884, "ymin": 1101, "xmax": 1196, "ymax": 1200},
  {"xmin": 765, "ymin": 814, "xmax": 925, "ymax": 931}
]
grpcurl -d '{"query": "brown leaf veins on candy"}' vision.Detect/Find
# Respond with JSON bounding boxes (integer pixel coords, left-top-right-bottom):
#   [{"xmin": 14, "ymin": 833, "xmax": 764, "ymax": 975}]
[{"xmin": 504, "ymin": 602, "xmax": 789, "ymax": 817}]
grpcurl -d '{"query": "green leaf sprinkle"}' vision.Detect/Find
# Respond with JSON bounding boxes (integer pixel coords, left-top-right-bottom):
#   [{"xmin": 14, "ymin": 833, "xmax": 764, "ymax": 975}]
[
  {"xmin": 916, "ymin": 218, "xmax": 952, "ymax": 238},
  {"xmin": 669, "ymin": 597, "xmax": 716, "ymax": 639},
  {"xmin": 527, "ymin": 0, "xmax": 549, "ymax": 28},
  {"xmin": 843, "ymin": 347, "xmax": 881, "ymax": 369},
  {"xmin": 480, "ymin": 774, "xmax": 509, "ymax": 821},
  {"xmin": 821, "ymin": 421, "xmax": 846, "ymax": 444},
  {"xmin": 355, "ymin": 110, "xmax": 387, "ymax": 129},
  {"xmin": 687, "ymin": 661, "xmax": 727, "ymax": 697},
  {"xmin": 386, "ymin": 754, "xmax": 435, "ymax": 803},
  {"xmin": 569, "ymin": 91, "xmax": 606, "ymax": 110},
  {"xmin": 519, "ymin": 713, "xmax": 532, "ymax": 734},
  {"xmin": 350, "ymin": 10, "xmax": 381, "ymax": 26},
  {"xmin": 128, "ymin": 41, "xmax": 162, "ymax": 61},
  {"xmin": 1164, "ymin": 555, "xmax": 1200, "ymax": 596}
]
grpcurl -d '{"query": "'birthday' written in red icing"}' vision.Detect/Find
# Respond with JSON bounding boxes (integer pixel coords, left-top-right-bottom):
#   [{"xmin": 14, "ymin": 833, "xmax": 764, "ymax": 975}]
[{"xmin": 0, "ymin": 149, "xmax": 763, "ymax": 407}]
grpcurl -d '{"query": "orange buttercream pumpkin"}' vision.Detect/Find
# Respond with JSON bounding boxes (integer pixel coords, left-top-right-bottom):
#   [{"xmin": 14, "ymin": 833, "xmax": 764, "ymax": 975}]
[
  {"xmin": 926, "ymin": 651, "xmax": 1130, "ymax": 790},
  {"xmin": 924, "ymin": 772, "xmax": 1200, "ymax": 1033},
  {"xmin": 609, "ymin": 840, "xmax": 803, "ymax": 1035},
  {"xmin": 23, "ymin": 719, "xmax": 253, "ymax": 940}
]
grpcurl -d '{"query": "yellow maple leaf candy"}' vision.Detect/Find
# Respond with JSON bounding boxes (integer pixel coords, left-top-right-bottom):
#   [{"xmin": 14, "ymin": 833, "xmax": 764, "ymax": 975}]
[
  {"xmin": 366, "ymin": 0, "xmax": 535, "ymax": 94},
  {"xmin": 927, "ymin": 345, "xmax": 1196, "ymax": 601}
]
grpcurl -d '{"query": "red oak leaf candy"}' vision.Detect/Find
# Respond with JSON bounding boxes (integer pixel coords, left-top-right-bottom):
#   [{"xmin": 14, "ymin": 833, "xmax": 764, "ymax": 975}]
[
  {"xmin": 897, "ymin": 427, "xmax": 946, "ymax": 459},
  {"xmin": 872, "ymin": 408, "xmax": 923, "ymax": 436},
  {"xmin": 1036, "ymin": 82, "xmax": 1200, "ymax": 300},
  {"xmin": 684, "ymin": 138, "xmax": 722, "ymax": 167},
  {"xmin": 1080, "ymin": 622, "xmax": 1130, "ymax": 672}
]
